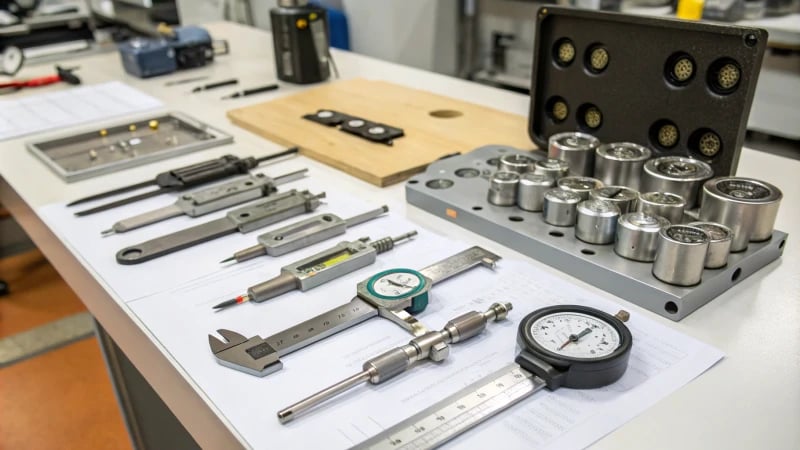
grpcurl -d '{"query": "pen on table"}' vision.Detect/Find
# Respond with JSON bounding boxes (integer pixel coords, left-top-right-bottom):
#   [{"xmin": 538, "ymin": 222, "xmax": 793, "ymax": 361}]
[
  {"xmin": 191, "ymin": 78, "xmax": 239, "ymax": 93},
  {"xmin": 165, "ymin": 75, "xmax": 210, "ymax": 86},
  {"xmin": 221, "ymin": 84, "xmax": 280, "ymax": 99}
]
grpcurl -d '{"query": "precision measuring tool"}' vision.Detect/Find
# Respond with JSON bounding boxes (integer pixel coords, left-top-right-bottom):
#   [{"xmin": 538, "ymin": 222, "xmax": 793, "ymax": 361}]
[
  {"xmin": 208, "ymin": 246, "xmax": 500, "ymax": 376},
  {"xmin": 353, "ymin": 305, "xmax": 632, "ymax": 449},
  {"xmin": 214, "ymin": 231, "xmax": 417, "ymax": 311},
  {"xmin": 101, "ymin": 169, "xmax": 307, "ymax": 236},
  {"xmin": 278, "ymin": 302, "xmax": 513, "ymax": 423},
  {"xmin": 221, "ymin": 205, "xmax": 390, "ymax": 264},
  {"xmin": 68, "ymin": 147, "xmax": 298, "ymax": 215},
  {"xmin": 116, "ymin": 189, "xmax": 324, "ymax": 265}
]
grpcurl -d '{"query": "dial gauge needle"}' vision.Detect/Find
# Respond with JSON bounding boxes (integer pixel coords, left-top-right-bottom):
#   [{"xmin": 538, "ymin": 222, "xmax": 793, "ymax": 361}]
[
  {"xmin": 385, "ymin": 279, "xmax": 414, "ymax": 289},
  {"xmin": 558, "ymin": 327, "xmax": 593, "ymax": 350}
]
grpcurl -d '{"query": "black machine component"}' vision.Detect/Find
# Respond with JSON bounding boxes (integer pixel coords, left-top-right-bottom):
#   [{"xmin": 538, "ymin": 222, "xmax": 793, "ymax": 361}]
[
  {"xmin": 118, "ymin": 25, "xmax": 229, "ymax": 78},
  {"xmin": 303, "ymin": 109, "xmax": 405, "ymax": 145},
  {"xmin": 528, "ymin": 7, "xmax": 767, "ymax": 177},
  {"xmin": 270, "ymin": 0, "xmax": 334, "ymax": 84}
]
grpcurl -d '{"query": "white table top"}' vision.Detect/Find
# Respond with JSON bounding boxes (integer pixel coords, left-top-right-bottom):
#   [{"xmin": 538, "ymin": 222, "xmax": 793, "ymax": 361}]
[{"xmin": 1, "ymin": 21, "xmax": 798, "ymax": 449}]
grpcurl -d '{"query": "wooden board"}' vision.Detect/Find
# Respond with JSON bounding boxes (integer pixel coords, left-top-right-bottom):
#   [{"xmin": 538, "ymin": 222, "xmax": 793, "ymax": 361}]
[{"xmin": 227, "ymin": 78, "xmax": 534, "ymax": 186}]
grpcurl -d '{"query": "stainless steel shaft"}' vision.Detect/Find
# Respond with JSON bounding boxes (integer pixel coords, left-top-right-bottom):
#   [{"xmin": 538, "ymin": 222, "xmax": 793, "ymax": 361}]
[{"xmin": 277, "ymin": 302, "xmax": 512, "ymax": 424}]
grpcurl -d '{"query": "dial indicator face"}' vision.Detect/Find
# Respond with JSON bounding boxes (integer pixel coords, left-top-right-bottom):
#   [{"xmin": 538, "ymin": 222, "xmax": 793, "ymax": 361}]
[
  {"xmin": 368, "ymin": 269, "xmax": 424, "ymax": 299},
  {"xmin": 530, "ymin": 312, "xmax": 621, "ymax": 359}
]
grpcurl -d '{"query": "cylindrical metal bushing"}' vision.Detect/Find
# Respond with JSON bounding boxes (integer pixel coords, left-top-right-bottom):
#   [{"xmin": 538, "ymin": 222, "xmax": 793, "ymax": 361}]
[
  {"xmin": 533, "ymin": 158, "xmax": 570, "ymax": 181},
  {"xmin": 689, "ymin": 221, "xmax": 733, "ymax": 269},
  {"xmin": 548, "ymin": 132, "xmax": 600, "ymax": 176},
  {"xmin": 517, "ymin": 173, "xmax": 555, "ymax": 212},
  {"xmin": 641, "ymin": 156, "xmax": 713, "ymax": 209},
  {"xmin": 575, "ymin": 199, "xmax": 620, "ymax": 244},
  {"xmin": 557, "ymin": 176, "xmax": 604, "ymax": 200},
  {"xmin": 543, "ymin": 189, "xmax": 583, "ymax": 226},
  {"xmin": 637, "ymin": 192, "xmax": 686, "ymax": 224},
  {"xmin": 498, "ymin": 154, "xmax": 536, "ymax": 174},
  {"xmin": 615, "ymin": 212, "xmax": 671, "ymax": 262},
  {"xmin": 699, "ymin": 177, "xmax": 783, "ymax": 251},
  {"xmin": 590, "ymin": 186, "xmax": 640, "ymax": 214},
  {"xmin": 652, "ymin": 225, "xmax": 710, "ymax": 286},
  {"xmin": 594, "ymin": 142, "xmax": 652, "ymax": 190},
  {"xmin": 487, "ymin": 171, "xmax": 519, "ymax": 206}
]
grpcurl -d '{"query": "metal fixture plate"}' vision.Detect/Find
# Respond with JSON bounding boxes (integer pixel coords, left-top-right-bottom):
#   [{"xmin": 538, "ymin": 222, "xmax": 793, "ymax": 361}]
[
  {"xmin": 27, "ymin": 111, "xmax": 233, "ymax": 182},
  {"xmin": 406, "ymin": 146, "xmax": 787, "ymax": 321}
]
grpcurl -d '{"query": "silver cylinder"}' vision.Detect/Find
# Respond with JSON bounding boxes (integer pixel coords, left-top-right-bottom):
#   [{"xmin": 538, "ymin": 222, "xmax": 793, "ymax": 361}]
[
  {"xmin": 652, "ymin": 225, "xmax": 710, "ymax": 286},
  {"xmin": 615, "ymin": 212, "xmax": 671, "ymax": 262},
  {"xmin": 548, "ymin": 132, "xmax": 600, "ymax": 176},
  {"xmin": 641, "ymin": 156, "xmax": 713, "ymax": 209},
  {"xmin": 533, "ymin": 158, "xmax": 570, "ymax": 181},
  {"xmin": 516, "ymin": 173, "xmax": 555, "ymax": 212},
  {"xmin": 594, "ymin": 142, "xmax": 652, "ymax": 190},
  {"xmin": 688, "ymin": 221, "xmax": 733, "ymax": 269},
  {"xmin": 543, "ymin": 189, "xmax": 582, "ymax": 227},
  {"xmin": 487, "ymin": 171, "xmax": 519, "ymax": 206},
  {"xmin": 575, "ymin": 200, "xmax": 620, "ymax": 244},
  {"xmin": 498, "ymin": 154, "xmax": 535, "ymax": 174},
  {"xmin": 698, "ymin": 177, "xmax": 783, "ymax": 252},
  {"xmin": 637, "ymin": 192, "xmax": 686, "ymax": 224},
  {"xmin": 557, "ymin": 176, "xmax": 604, "ymax": 200},
  {"xmin": 589, "ymin": 186, "xmax": 639, "ymax": 214}
]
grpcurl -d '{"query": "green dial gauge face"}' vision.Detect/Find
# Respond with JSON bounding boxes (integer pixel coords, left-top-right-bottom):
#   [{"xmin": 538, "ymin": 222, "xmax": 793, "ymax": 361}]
[
  {"xmin": 366, "ymin": 268, "xmax": 426, "ymax": 300},
  {"xmin": 530, "ymin": 312, "xmax": 621, "ymax": 359}
]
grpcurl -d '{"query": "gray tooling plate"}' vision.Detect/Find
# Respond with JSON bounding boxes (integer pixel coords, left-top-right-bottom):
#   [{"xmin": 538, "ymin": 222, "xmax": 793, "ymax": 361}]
[{"xmin": 406, "ymin": 145, "xmax": 787, "ymax": 321}]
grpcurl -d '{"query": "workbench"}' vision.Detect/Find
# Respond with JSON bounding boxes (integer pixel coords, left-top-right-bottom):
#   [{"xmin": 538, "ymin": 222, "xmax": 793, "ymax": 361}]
[{"xmin": 1, "ymin": 22, "xmax": 798, "ymax": 449}]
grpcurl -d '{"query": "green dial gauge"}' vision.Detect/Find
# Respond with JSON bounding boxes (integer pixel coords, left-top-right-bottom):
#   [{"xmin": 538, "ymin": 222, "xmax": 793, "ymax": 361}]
[{"xmin": 359, "ymin": 268, "xmax": 431, "ymax": 314}]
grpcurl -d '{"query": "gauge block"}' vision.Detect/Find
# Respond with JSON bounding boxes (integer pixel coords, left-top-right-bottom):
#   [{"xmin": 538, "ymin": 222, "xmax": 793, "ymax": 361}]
[{"xmin": 528, "ymin": 7, "xmax": 767, "ymax": 177}]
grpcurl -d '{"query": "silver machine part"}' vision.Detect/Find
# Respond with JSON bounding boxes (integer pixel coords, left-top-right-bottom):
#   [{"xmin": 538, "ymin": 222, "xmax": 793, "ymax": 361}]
[
  {"xmin": 104, "ymin": 169, "xmax": 307, "ymax": 235},
  {"xmin": 487, "ymin": 171, "xmax": 519, "ymax": 206},
  {"xmin": 589, "ymin": 186, "xmax": 639, "ymax": 214},
  {"xmin": 698, "ymin": 177, "xmax": 783, "ymax": 252},
  {"xmin": 208, "ymin": 246, "xmax": 501, "ymax": 376},
  {"xmin": 637, "ymin": 191, "xmax": 686, "ymax": 224},
  {"xmin": 115, "ymin": 190, "xmax": 324, "ymax": 264},
  {"xmin": 615, "ymin": 212, "xmax": 671, "ymax": 262},
  {"xmin": 498, "ymin": 154, "xmax": 535, "ymax": 174},
  {"xmin": 533, "ymin": 158, "xmax": 570, "ymax": 181},
  {"xmin": 652, "ymin": 225, "xmax": 710, "ymax": 286},
  {"xmin": 575, "ymin": 199, "xmax": 620, "ymax": 244},
  {"xmin": 516, "ymin": 173, "xmax": 554, "ymax": 212},
  {"xmin": 557, "ymin": 176, "xmax": 604, "ymax": 200},
  {"xmin": 543, "ymin": 188, "xmax": 582, "ymax": 226},
  {"xmin": 548, "ymin": 131, "xmax": 600, "ymax": 176},
  {"xmin": 641, "ymin": 156, "xmax": 713, "ymax": 209},
  {"xmin": 405, "ymin": 146, "xmax": 788, "ymax": 321},
  {"xmin": 277, "ymin": 303, "xmax": 512, "ymax": 424},
  {"xmin": 594, "ymin": 142, "xmax": 652, "ymax": 190},
  {"xmin": 689, "ymin": 222, "xmax": 733, "ymax": 269},
  {"xmin": 352, "ymin": 364, "xmax": 544, "ymax": 450}
]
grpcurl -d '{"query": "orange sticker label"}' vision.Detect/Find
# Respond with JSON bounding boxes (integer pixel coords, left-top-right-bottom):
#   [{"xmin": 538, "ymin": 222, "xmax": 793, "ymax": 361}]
[{"xmin": 446, "ymin": 208, "xmax": 458, "ymax": 219}]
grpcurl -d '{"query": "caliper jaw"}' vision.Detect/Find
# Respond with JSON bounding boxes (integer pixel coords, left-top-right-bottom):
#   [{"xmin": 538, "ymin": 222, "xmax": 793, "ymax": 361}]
[{"xmin": 208, "ymin": 329, "xmax": 283, "ymax": 377}]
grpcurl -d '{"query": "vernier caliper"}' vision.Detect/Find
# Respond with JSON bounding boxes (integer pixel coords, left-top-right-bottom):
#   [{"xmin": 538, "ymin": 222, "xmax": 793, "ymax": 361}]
[
  {"xmin": 116, "ymin": 189, "xmax": 325, "ymax": 265},
  {"xmin": 101, "ymin": 169, "xmax": 307, "ymax": 236},
  {"xmin": 208, "ymin": 246, "xmax": 500, "ymax": 377},
  {"xmin": 213, "ymin": 231, "xmax": 418, "ymax": 311}
]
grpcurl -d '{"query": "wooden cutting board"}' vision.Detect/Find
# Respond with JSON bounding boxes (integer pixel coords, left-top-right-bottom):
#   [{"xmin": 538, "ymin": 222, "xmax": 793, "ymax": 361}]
[{"xmin": 227, "ymin": 78, "xmax": 534, "ymax": 186}]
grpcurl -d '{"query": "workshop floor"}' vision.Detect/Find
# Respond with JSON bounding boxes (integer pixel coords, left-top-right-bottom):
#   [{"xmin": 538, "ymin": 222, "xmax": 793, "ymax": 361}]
[{"xmin": 0, "ymin": 249, "xmax": 131, "ymax": 450}]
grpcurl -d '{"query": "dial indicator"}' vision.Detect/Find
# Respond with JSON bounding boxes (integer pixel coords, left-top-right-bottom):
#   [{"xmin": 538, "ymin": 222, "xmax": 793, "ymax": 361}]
[{"xmin": 530, "ymin": 312, "xmax": 621, "ymax": 359}]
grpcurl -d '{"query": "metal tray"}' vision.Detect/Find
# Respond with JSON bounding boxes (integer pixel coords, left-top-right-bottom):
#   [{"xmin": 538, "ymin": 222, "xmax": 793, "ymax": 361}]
[
  {"xmin": 27, "ymin": 111, "xmax": 233, "ymax": 182},
  {"xmin": 406, "ymin": 146, "xmax": 787, "ymax": 321}
]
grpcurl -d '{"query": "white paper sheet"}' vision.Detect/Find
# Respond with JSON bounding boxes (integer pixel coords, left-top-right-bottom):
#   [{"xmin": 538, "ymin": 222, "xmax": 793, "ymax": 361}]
[
  {"xmin": 0, "ymin": 81, "xmax": 162, "ymax": 141},
  {"xmin": 126, "ymin": 251, "xmax": 724, "ymax": 450}
]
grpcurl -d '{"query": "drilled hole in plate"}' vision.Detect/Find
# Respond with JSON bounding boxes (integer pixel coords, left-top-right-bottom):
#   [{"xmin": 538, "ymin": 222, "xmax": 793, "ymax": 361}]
[
  {"xmin": 426, "ymin": 179, "xmax": 454, "ymax": 189},
  {"xmin": 120, "ymin": 249, "xmax": 143, "ymax": 259},
  {"xmin": 240, "ymin": 213, "xmax": 251, "ymax": 218},
  {"xmin": 581, "ymin": 248, "xmax": 595, "ymax": 255},
  {"xmin": 665, "ymin": 301, "xmax": 679, "ymax": 314},
  {"xmin": 245, "ymin": 181, "xmax": 254, "ymax": 186},
  {"xmin": 429, "ymin": 109, "xmax": 463, "ymax": 118},
  {"xmin": 779, "ymin": 240, "xmax": 786, "ymax": 249},
  {"xmin": 322, "ymin": 215, "xmax": 333, "ymax": 222},
  {"xmin": 487, "ymin": 158, "xmax": 500, "ymax": 167},
  {"xmin": 549, "ymin": 230, "xmax": 564, "ymax": 237},
  {"xmin": 472, "ymin": 206, "xmax": 483, "ymax": 211},
  {"xmin": 408, "ymin": 180, "xmax": 419, "ymax": 184},
  {"xmin": 731, "ymin": 267, "xmax": 742, "ymax": 282},
  {"xmin": 509, "ymin": 216, "xmax": 524, "ymax": 222},
  {"xmin": 455, "ymin": 168, "xmax": 480, "ymax": 178}
]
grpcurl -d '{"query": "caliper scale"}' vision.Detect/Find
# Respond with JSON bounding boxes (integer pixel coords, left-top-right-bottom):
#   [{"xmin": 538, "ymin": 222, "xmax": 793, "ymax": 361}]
[
  {"xmin": 353, "ymin": 305, "xmax": 632, "ymax": 450},
  {"xmin": 208, "ymin": 246, "xmax": 500, "ymax": 377}
]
